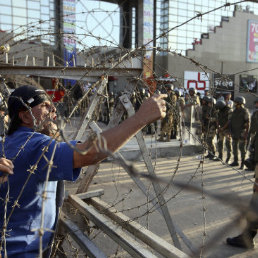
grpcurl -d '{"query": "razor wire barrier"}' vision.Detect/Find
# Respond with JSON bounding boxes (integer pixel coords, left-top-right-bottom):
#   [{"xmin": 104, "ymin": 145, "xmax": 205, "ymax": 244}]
[{"xmin": 0, "ymin": 0, "xmax": 257, "ymax": 257}]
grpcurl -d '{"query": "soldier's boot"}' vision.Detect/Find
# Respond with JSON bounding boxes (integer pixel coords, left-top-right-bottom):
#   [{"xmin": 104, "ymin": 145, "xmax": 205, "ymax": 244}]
[
  {"xmin": 158, "ymin": 133, "xmax": 165, "ymax": 142},
  {"xmin": 165, "ymin": 133, "xmax": 171, "ymax": 142},
  {"xmin": 225, "ymin": 153, "xmax": 231, "ymax": 163},
  {"xmin": 213, "ymin": 152, "xmax": 222, "ymax": 161},
  {"xmin": 205, "ymin": 153, "xmax": 212, "ymax": 159},
  {"xmin": 240, "ymin": 159, "xmax": 245, "ymax": 170},
  {"xmin": 209, "ymin": 152, "xmax": 215, "ymax": 160},
  {"xmin": 230, "ymin": 158, "xmax": 239, "ymax": 167}
]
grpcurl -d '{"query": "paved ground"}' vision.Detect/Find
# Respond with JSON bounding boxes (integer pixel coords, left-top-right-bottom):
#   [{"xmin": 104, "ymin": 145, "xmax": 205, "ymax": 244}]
[
  {"xmin": 63, "ymin": 117, "xmax": 258, "ymax": 257},
  {"xmin": 66, "ymin": 154, "xmax": 258, "ymax": 257}
]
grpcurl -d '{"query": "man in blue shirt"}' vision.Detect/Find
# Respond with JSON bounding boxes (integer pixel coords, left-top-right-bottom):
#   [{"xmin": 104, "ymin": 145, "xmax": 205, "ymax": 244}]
[{"xmin": 0, "ymin": 85, "xmax": 167, "ymax": 257}]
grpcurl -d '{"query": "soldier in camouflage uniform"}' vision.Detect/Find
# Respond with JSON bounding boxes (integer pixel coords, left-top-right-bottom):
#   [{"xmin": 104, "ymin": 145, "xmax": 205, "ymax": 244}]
[
  {"xmin": 158, "ymin": 84, "xmax": 177, "ymax": 142},
  {"xmin": 214, "ymin": 100, "xmax": 232, "ymax": 162},
  {"xmin": 244, "ymin": 98, "xmax": 258, "ymax": 170},
  {"xmin": 173, "ymin": 89, "xmax": 185, "ymax": 139},
  {"xmin": 226, "ymin": 99, "xmax": 258, "ymax": 249},
  {"xmin": 230, "ymin": 96, "xmax": 250, "ymax": 169},
  {"xmin": 249, "ymin": 99, "xmax": 258, "ymax": 143},
  {"xmin": 108, "ymin": 92, "xmax": 115, "ymax": 122},
  {"xmin": 202, "ymin": 97, "xmax": 218, "ymax": 159}
]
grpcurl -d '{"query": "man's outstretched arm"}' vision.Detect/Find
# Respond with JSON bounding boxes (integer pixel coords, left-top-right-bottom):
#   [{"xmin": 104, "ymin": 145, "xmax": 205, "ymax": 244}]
[{"xmin": 73, "ymin": 94, "xmax": 167, "ymax": 168}]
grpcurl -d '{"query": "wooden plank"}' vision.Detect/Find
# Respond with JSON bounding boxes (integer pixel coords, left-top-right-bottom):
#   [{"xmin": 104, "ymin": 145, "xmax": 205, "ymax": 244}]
[
  {"xmin": 76, "ymin": 189, "xmax": 104, "ymax": 200},
  {"xmin": 59, "ymin": 214, "xmax": 107, "ymax": 258},
  {"xmin": 0, "ymin": 65, "xmax": 142, "ymax": 79},
  {"xmin": 90, "ymin": 197, "xmax": 189, "ymax": 258},
  {"xmin": 76, "ymin": 95, "xmax": 128, "ymax": 194},
  {"xmin": 68, "ymin": 194, "xmax": 158, "ymax": 258},
  {"xmin": 76, "ymin": 165, "xmax": 100, "ymax": 194},
  {"xmin": 74, "ymin": 77, "xmax": 108, "ymax": 140}
]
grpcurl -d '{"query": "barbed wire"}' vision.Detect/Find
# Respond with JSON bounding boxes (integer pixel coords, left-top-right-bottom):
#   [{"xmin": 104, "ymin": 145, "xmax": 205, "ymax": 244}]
[{"xmin": 0, "ymin": 0, "xmax": 257, "ymax": 257}]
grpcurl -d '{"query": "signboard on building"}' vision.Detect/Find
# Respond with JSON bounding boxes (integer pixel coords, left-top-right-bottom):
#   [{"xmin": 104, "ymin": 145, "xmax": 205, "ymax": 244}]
[
  {"xmin": 239, "ymin": 74, "xmax": 257, "ymax": 93},
  {"xmin": 143, "ymin": 0, "xmax": 155, "ymax": 93},
  {"xmin": 63, "ymin": 0, "xmax": 76, "ymax": 86},
  {"xmin": 184, "ymin": 71, "xmax": 209, "ymax": 95},
  {"xmin": 214, "ymin": 74, "xmax": 234, "ymax": 92},
  {"xmin": 247, "ymin": 20, "xmax": 258, "ymax": 63}
]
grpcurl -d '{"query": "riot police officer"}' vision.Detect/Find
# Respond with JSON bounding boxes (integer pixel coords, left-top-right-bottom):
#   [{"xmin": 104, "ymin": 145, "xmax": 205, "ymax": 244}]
[{"xmin": 230, "ymin": 96, "xmax": 250, "ymax": 169}]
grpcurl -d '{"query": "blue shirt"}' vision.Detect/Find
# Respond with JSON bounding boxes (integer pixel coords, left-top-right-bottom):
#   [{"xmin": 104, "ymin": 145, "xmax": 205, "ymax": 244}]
[{"xmin": 0, "ymin": 127, "xmax": 81, "ymax": 257}]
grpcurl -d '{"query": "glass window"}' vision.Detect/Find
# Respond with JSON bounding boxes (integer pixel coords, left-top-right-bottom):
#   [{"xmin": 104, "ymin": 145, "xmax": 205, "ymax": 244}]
[
  {"xmin": 28, "ymin": 1, "xmax": 40, "ymax": 9},
  {"xmin": 41, "ymin": 0, "xmax": 49, "ymax": 4},
  {"xmin": 0, "ymin": 15, "xmax": 12, "ymax": 24},
  {"xmin": 13, "ymin": 8, "xmax": 26, "ymax": 17},
  {"xmin": 1, "ymin": 0, "xmax": 11, "ymax": 4},
  {"xmin": 0, "ymin": 5, "xmax": 12, "ymax": 15},
  {"xmin": 41, "ymin": 14, "xmax": 50, "ymax": 21},
  {"xmin": 178, "ymin": 8, "xmax": 187, "ymax": 17},
  {"xmin": 13, "ymin": 17, "xmax": 27, "ymax": 26},
  {"xmin": 188, "ymin": 3, "xmax": 194, "ymax": 11},
  {"xmin": 12, "ymin": 0, "xmax": 26, "ymax": 8},
  {"xmin": 28, "ymin": 18, "xmax": 38, "ymax": 24},
  {"xmin": 1, "ymin": 24, "xmax": 12, "ymax": 31},
  {"xmin": 41, "ymin": 6, "xmax": 49, "ymax": 14},
  {"xmin": 28, "ymin": 9, "xmax": 40, "ymax": 19}
]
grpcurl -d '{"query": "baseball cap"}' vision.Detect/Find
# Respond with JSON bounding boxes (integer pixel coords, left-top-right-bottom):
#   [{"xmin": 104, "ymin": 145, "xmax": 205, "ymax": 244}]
[{"xmin": 8, "ymin": 85, "xmax": 48, "ymax": 118}]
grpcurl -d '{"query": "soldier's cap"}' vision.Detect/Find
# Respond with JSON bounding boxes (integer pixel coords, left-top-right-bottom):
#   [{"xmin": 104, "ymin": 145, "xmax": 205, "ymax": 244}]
[{"xmin": 8, "ymin": 85, "xmax": 48, "ymax": 118}]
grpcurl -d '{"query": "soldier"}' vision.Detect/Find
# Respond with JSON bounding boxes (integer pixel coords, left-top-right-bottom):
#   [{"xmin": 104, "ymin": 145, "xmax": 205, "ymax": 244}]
[
  {"xmin": 230, "ymin": 96, "xmax": 250, "ymax": 169},
  {"xmin": 130, "ymin": 90, "xmax": 137, "ymax": 109},
  {"xmin": 202, "ymin": 97, "xmax": 218, "ymax": 159},
  {"xmin": 158, "ymin": 84, "xmax": 177, "ymax": 141},
  {"xmin": 173, "ymin": 89, "xmax": 184, "ymax": 139},
  {"xmin": 214, "ymin": 100, "xmax": 232, "ymax": 162},
  {"xmin": 224, "ymin": 92, "xmax": 234, "ymax": 108},
  {"xmin": 226, "ymin": 99, "xmax": 258, "ymax": 249},
  {"xmin": 184, "ymin": 87, "xmax": 201, "ymax": 129},
  {"xmin": 108, "ymin": 91, "xmax": 115, "ymax": 122},
  {"xmin": 244, "ymin": 98, "xmax": 258, "ymax": 170}
]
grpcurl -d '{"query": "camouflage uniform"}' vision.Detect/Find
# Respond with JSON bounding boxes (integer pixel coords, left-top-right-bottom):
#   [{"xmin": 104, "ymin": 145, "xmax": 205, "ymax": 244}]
[
  {"xmin": 202, "ymin": 105, "xmax": 218, "ymax": 157},
  {"xmin": 217, "ymin": 106, "xmax": 232, "ymax": 162},
  {"xmin": 173, "ymin": 96, "xmax": 185, "ymax": 138},
  {"xmin": 230, "ymin": 105, "xmax": 250, "ymax": 167},
  {"xmin": 226, "ymin": 109, "xmax": 258, "ymax": 247},
  {"xmin": 108, "ymin": 92, "xmax": 115, "ymax": 121},
  {"xmin": 159, "ymin": 91, "xmax": 177, "ymax": 141}
]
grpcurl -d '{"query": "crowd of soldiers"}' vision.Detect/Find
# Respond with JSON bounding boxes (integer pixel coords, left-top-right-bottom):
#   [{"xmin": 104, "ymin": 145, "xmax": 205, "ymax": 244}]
[
  {"xmin": 124, "ymin": 83, "xmax": 257, "ymax": 171},
  {"xmin": 65, "ymin": 83, "xmax": 258, "ymax": 171}
]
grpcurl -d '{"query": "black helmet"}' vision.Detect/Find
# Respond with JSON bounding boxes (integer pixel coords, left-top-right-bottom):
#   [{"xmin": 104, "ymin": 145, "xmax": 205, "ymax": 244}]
[
  {"xmin": 216, "ymin": 100, "xmax": 226, "ymax": 109},
  {"xmin": 188, "ymin": 87, "xmax": 196, "ymax": 94},
  {"xmin": 206, "ymin": 96, "xmax": 216, "ymax": 105},
  {"xmin": 140, "ymin": 88, "xmax": 145, "ymax": 94},
  {"xmin": 174, "ymin": 88, "xmax": 181, "ymax": 97},
  {"xmin": 234, "ymin": 96, "xmax": 246, "ymax": 105},
  {"xmin": 202, "ymin": 96, "xmax": 210, "ymax": 102},
  {"xmin": 165, "ymin": 84, "xmax": 174, "ymax": 91}
]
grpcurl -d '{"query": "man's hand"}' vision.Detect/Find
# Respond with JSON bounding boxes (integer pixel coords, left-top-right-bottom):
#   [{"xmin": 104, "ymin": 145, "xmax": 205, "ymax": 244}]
[
  {"xmin": 136, "ymin": 94, "xmax": 167, "ymax": 125},
  {"xmin": 0, "ymin": 157, "xmax": 14, "ymax": 183}
]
